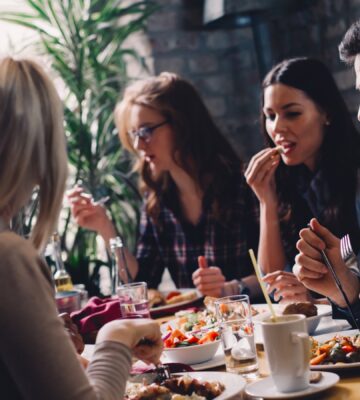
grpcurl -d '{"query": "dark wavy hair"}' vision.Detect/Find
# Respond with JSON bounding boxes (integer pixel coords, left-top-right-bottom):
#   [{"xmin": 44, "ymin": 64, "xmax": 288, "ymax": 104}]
[
  {"xmin": 261, "ymin": 57, "xmax": 360, "ymax": 237},
  {"xmin": 115, "ymin": 72, "xmax": 242, "ymax": 223},
  {"xmin": 339, "ymin": 20, "xmax": 360, "ymax": 65}
]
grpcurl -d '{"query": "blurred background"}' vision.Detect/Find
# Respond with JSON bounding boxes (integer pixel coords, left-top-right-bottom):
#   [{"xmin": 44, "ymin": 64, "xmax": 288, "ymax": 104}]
[{"xmin": 1, "ymin": 0, "xmax": 359, "ymax": 294}]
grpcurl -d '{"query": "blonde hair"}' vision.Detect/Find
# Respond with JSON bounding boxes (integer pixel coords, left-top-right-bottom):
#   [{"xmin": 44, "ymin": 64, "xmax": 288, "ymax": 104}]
[{"xmin": 0, "ymin": 57, "xmax": 68, "ymax": 251}]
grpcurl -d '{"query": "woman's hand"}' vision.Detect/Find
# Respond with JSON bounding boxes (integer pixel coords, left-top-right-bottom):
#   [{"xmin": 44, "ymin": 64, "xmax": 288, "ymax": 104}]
[
  {"xmin": 293, "ymin": 218, "xmax": 359, "ymax": 307},
  {"xmin": 192, "ymin": 256, "xmax": 225, "ymax": 297},
  {"xmin": 67, "ymin": 186, "xmax": 115, "ymax": 238},
  {"xmin": 263, "ymin": 270, "xmax": 314, "ymax": 304},
  {"xmin": 244, "ymin": 148, "xmax": 280, "ymax": 205},
  {"xmin": 97, "ymin": 319, "xmax": 163, "ymax": 365}
]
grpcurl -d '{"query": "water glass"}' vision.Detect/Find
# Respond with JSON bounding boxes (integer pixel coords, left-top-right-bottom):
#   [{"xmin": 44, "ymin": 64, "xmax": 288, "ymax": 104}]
[
  {"xmin": 117, "ymin": 281, "xmax": 150, "ymax": 318},
  {"xmin": 215, "ymin": 294, "xmax": 259, "ymax": 379}
]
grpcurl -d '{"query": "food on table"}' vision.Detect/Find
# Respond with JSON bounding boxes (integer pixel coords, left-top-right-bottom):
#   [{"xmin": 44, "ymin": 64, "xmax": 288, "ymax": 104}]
[
  {"xmin": 148, "ymin": 290, "xmax": 197, "ymax": 308},
  {"xmin": 309, "ymin": 372, "xmax": 322, "ymax": 383},
  {"xmin": 148, "ymin": 289, "xmax": 166, "ymax": 308},
  {"xmin": 310, "ymin": 334, "xmax": 360, "ymax": 365},
  {"xmin": 162, "ymin": 327, "xmax": 219, "ymax": 348},
  {"xmin": 166, "ymin": 291, "xmax": 197, "ymax": 305},
  {"xmin": 282, "ymin": 301, "xmax": 318, "ymax": 318},
  {"xmin": 125, "ymin": 375, "xmax": 225, "ymax": 400}
]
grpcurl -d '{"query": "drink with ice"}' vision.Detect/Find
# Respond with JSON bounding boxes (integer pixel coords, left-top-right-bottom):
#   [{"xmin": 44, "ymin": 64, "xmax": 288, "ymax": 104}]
[
  {"xmin": 120, "ymin": 298, "xmax": 150, "ymax": 318},
  {"xmin": 222, "ymin": 319, "xmax": 258, "ymax": 374},
  {"xmin": 215, "ymin": 294, "xmax": 259, "ymax": 378},
  {"xmin": 117, "ymin": 282, "xmax": 150, "ymax": 319}
]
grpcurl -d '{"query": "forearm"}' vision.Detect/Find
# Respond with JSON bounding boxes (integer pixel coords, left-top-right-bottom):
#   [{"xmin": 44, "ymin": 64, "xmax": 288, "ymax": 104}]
[
  {"xmin": 329, "ymin": 270, "xmax": 360, "ymax": 308},
  {"xmin": 258, "ymin": 202, "xmax": 287, "ymax": 274}
]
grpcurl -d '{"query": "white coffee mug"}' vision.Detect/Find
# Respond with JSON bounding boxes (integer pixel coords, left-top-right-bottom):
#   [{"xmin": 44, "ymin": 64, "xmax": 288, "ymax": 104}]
[{"xmin": 261, "ymin": 314, "xmax": 310, "ymax": 393}]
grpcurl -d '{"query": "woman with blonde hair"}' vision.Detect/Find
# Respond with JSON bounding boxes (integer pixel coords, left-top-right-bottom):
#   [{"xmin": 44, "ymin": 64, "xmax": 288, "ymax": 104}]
[
  {"xmin": 0, "ymin": 57, "xmax": 162, "ymax": 399},
  {"xmin": 69, "ymin": 72, "xmax": 260, "ymax": 299}
]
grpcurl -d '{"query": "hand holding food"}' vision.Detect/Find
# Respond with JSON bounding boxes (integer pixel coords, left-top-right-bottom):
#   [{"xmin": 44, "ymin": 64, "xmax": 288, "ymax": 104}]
[
  {"xmin": 97, "ymin": 319, "xmax": 163, "ymax": 365},
  {"xmin": 59, "ymin": 312, "xmax": 84, "ymax": 354},
  {"xmin": 244, "ymin": 147, "xmax": 281, "ymax": 205},
  {"xmin": 192, "ymin": 256, "xmax": 225, "ymax": 297},
  {"xmin": 263, "ymin": 270, "xmax": 314, "ymax": 303}
]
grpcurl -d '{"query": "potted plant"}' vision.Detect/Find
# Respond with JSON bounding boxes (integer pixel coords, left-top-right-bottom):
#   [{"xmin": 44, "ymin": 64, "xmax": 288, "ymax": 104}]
[{"xmin": 2, "ymin": 0, "xmax": 157, "ymax": 295}]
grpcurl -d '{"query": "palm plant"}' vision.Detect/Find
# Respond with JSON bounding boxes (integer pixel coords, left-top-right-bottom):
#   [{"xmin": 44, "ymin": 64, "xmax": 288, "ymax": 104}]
[{"xmin": 2, "ymin": 0, "xmax": 157, "ymax": 295}]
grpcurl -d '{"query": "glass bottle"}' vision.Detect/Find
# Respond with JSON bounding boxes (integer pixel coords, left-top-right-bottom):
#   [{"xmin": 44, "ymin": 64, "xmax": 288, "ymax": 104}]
[
  {"xmin": 109, "ymin": 236, "xmax": 132, "ymax": 296},
  {"xmin": 52, "ymin": 232, "xmax": 73, "ymax": 292}
]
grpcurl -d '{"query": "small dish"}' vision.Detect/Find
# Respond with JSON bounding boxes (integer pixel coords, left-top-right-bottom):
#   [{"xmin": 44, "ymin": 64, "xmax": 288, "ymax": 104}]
[
  {"xmin": 162, "ymin": 339, "xmax": 220, "ymax": 365},
  {"xmin": 245, "ymin": 371, "xmax": 339, "ymax": 399}
]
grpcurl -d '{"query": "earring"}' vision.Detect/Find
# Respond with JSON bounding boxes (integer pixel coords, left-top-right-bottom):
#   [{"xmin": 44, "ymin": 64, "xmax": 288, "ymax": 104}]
[{"xmin": 325, "ymin": 120, "xmax": 330, "ymax": 126}]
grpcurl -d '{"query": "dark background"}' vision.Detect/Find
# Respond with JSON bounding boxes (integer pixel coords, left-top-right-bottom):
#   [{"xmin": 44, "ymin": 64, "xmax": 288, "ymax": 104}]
[{"xmin": 143, "ymin": 0, "xmax": 360, "ymax": 160}]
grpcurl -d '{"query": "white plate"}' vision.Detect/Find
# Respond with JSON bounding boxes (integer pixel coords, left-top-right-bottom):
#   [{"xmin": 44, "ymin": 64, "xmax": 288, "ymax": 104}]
[
  {"xmin": 252, "ymin": 303, "xmax": 332, "ymax": 334},
  {"xmin": 245, "ymin": 371, "xmax": 339, "ymax": 399},
  {"xmin": 311, "ymin": 329, "xmax": 360, "ymax": 370},
  {"xmin": 150, "ymin": 289, "xmax": 202, "ymax": 314},
  {"xmin": 161, "ymin": 343, "xmax": 225, "ymax": 370},
  {"xmin": 173, "ymin": 371, "xmax": 246, "ymax": 400}
]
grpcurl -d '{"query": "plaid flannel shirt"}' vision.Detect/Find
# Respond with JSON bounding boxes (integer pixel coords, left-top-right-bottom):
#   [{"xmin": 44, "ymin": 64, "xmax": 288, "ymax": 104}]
[{"xmin": 135, "ymin": 173, "xmax": 259, "ymax": 288}]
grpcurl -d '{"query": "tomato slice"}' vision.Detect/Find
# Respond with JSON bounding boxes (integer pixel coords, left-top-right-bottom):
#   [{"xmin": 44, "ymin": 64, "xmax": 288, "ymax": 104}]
[{"xmin": 166, "ymin": 291, "xmax": 181, "ymax": 300}]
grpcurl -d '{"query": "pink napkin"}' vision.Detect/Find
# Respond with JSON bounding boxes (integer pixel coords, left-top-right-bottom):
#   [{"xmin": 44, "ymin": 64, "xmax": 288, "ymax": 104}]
[{"xmin": 71, "ymin": 297, "xmax": 121, "ymax": 343}]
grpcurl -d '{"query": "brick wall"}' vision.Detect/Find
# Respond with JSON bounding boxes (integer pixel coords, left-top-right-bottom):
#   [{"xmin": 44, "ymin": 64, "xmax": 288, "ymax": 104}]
[{"xmin": 138, "ymin": 0, "xmax": 360, "ymax": 161}]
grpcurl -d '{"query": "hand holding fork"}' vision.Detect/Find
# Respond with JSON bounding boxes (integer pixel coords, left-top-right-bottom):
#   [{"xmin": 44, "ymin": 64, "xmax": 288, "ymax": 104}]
[{"xmin": 294, "ymin": 219, "xmax": 360, "ymax": 329}]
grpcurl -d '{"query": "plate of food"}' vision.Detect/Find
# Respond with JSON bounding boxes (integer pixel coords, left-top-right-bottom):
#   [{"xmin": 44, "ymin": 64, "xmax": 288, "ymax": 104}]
[
  {"xmin": 252, "ymin": 302, "xmax": 332, "ymax": 334},
  {"xmin": 310, "ymin": 329, "xmax": 360, "ymax": 370},
  {"xmin": 125, "ymin": 371, "xmax": 246, "ymax": 400},
  {"xmin": 149, "ymin": 289, "xmax": 202, "ymax": 317}
]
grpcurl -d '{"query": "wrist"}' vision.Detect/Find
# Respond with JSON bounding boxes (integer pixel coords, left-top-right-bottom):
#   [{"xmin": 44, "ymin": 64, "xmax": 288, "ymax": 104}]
[
  {"xmin": 238, "ymin": 279, "xmax": 251, "ymax": 296},
  {"xmin": 331, "ymin": 271, "xmax": 360, "ymax": 307}
]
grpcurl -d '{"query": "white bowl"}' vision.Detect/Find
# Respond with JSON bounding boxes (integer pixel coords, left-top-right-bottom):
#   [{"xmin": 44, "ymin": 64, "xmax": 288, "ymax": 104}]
[
  {"xmin": 162, "ymin": 339, "xmax": 221, "ymax": 365},
  {"xmin": 252, "ymin": 304, "xmax": 332, "ymax": 335}
]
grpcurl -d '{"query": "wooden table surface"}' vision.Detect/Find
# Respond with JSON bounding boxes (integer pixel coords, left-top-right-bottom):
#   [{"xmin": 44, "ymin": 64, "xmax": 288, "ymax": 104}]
[{"xmin": 156, "ymin": 316, "xmax": 360, "ymax": 399}]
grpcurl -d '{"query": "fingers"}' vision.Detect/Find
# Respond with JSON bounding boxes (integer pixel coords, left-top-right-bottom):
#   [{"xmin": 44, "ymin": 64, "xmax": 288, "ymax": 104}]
[
  {"xmin": 245, "ymin": 148, "xmax": 280, "ymax": 185},
  {"xmin": 192, "ymin": 266, "xmax": 225, "ymax": 296},
  {"xmin": 262, "ymin": 270, "xmax": 295, "ymax": 283},
  {"xmin": 263, "ymin": 271, "xmax": 311, "ymax": 303},
  {"xmin": 309, "ymin": 218, "xmax": 340, "ymax": 249},
  {"xmin": 293, "ymin": 256, "xmax": 328, "ymax": 284},
  {"xmin": 198, "ymin": 255, "xmax": 208, "ymax": 269}
]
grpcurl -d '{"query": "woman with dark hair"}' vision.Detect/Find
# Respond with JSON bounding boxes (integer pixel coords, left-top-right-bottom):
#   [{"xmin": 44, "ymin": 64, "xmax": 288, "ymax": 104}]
[
  {"xmin": 69, "ymin": 72, "xmax": 260, "ymax": 299},
  {"xmin": 245, "ymin": 57, "xmax": 360, "ymax": 303}
]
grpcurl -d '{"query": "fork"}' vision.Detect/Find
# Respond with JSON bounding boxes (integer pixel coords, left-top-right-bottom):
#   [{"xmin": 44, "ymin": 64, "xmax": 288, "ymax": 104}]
[
  {"xmin": 340, "ymin": 234, "xmax": 358, "ymax": 270},
  {"xmin": 308, "ymin": 226, "xmax": 360, "ymax": 330}
]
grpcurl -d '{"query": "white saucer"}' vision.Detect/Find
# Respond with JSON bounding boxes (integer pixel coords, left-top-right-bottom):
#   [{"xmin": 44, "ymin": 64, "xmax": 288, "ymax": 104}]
[{"xmin": 245, "ymin": 371, "xmax": 339, "ymax": 399}]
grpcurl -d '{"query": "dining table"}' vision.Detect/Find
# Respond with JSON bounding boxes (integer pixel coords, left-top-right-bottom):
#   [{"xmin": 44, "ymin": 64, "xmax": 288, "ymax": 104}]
[
  {"xmin": 156, "ymin": 313, "xmax": 360, "ymax": 400},
  {"xmin": 82, "ymin": 311, "xmax": 360, "ymax": 399}
]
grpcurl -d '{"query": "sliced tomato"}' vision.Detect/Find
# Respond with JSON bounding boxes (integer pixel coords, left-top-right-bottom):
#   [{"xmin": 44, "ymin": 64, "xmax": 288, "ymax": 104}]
[{"xmin": 166, "ymin": 291, "xmax": 181, "ymax": 300}]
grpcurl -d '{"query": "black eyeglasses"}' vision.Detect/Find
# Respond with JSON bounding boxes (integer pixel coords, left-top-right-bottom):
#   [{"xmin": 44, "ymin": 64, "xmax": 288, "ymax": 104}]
[{"xmin": 128, "ymin": 120, "xmax": 168, "ymax": 144}]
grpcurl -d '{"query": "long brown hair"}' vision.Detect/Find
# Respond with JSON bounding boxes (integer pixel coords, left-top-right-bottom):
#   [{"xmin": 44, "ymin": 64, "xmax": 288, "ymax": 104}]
[
  {"xmin": 261, "ymin": 57, "xmax": 360, "ymax": 238},
  {"xmin": 115, "ymin": 72, "xmax": 242, "ymax": 222},
  {"xmin": 0, "ymin": 58, "xmax": 68, "ymax": 251}
]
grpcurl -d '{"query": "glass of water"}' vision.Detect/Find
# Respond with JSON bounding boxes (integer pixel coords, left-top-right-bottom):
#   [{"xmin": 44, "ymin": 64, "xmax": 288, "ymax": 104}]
[
  {"xmin": 215, "ymin": 294, "xmax": 259, "ymax": 379},
  {"xmin": 117, "ymin": 281, "xmax": 150, "ymax": 318}
]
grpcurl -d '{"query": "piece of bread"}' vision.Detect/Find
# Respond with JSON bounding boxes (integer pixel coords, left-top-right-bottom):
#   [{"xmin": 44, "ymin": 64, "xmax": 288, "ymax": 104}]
[
  {"xmin": 282, "ymin": 302, "xmax": 318, "ymax": 317},
  {"xmin": 148, "ymin": 289, "xmax": 165, "ymax": 308}
]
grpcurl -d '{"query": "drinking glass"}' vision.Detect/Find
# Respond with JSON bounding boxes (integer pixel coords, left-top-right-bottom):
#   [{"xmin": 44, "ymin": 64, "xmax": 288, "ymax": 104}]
[
  {"xmin": 215, "ymin": 294, "xmax": 259, "ymax": 379},
  {"xmin": 117, "ymin": 281, "xmax": 150, "ymax": 318}
]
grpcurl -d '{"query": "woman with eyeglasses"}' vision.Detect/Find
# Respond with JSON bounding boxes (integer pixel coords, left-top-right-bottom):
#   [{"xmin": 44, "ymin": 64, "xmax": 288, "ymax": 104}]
[{"xmin": 68, "ymin": 72, "xmax": 261, "ymax": 299}]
